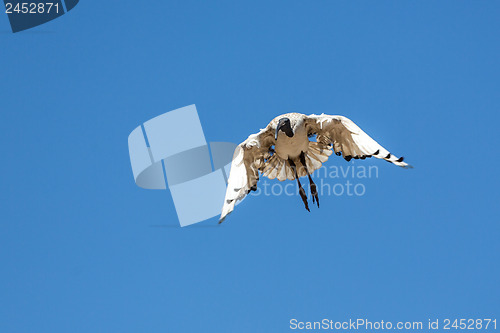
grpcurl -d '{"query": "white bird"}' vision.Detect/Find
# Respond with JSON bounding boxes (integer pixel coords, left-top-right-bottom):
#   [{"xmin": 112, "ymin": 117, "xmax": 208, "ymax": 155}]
[{"xmin": 219, "ymin": 113, "xmax": 412, "ymax": 223}]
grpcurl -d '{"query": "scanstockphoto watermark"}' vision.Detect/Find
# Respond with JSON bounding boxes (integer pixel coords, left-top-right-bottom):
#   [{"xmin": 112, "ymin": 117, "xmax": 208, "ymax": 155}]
[
  {"xmin": 251, "ymin": 163, "xmax": 379, "ymax": 198},
  {"xmin": 290, "ymin": 318, "xmax": 424, "ymax": 331},
  {"xmin": 289, "ymin": 318, "xmax": 498, "ymax": 331}
]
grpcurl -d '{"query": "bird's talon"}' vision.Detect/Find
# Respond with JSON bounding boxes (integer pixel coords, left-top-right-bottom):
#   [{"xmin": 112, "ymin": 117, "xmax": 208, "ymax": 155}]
[
  {"xmin": 299, "ymin": 187, "xmax": 309, "ymax": 211},
  {"xmin": 309, "ymin": 182, "xmax": 319, "ymax": 208}
]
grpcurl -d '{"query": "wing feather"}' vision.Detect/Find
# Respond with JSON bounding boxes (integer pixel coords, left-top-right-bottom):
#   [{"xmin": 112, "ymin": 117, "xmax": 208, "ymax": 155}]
[
  {"xmin": 219, "ymin": 126, "xmax": 274, "ymax": 223},
  {"xmin": 305, "ymin": 114, "xmax": 412, "ymax": 168}
]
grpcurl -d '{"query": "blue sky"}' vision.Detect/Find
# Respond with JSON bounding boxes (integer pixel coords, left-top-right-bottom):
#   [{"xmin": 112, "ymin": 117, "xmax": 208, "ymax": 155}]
[{"xmin": 1, "ymin": 1, "xmax": 499, "ymax": 332}]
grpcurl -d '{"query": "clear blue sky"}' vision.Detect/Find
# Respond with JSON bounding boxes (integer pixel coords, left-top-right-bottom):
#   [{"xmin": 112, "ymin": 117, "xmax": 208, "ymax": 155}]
[{"xmin": 1, "ymin": 1, "xmax": 499, "ymax": 332}]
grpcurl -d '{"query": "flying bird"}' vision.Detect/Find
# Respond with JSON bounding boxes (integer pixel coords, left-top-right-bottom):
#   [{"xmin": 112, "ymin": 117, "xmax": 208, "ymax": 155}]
[{"xmin": 219, "ymin": 113, "xmax": 412, "ymax": 223}]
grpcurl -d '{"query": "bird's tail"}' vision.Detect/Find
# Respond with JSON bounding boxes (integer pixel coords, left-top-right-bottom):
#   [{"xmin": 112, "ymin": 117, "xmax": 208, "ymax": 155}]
[{"xmin": 262, "ymin": 142, "xmax": 332, "ymax": 181}]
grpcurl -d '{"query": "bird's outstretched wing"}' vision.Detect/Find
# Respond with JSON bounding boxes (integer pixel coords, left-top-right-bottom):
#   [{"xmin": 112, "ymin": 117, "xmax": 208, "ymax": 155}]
[
  {"xmin": 219, "ymin": 126, "xmax": 275, "ymax": 223},
  {"xmin": 305, "ymin": 114, "xmax": 412, "ymax": 168}
]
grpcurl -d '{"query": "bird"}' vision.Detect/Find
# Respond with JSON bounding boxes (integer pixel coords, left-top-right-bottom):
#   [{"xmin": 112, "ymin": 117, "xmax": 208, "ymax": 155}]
[{"xmin": 219, "ymin": 113, "xmax": 412, "ymax": 223}]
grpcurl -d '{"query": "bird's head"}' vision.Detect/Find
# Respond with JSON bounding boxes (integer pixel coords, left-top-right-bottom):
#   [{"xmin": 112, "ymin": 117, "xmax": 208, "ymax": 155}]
[{"xmin": 275, "ymin": 117, "xmax": 294, "ymax": 140}]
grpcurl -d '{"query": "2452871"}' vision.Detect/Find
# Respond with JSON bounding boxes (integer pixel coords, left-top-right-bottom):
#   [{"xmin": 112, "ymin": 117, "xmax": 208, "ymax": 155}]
[
  {"xmin": 443, "ymin": 319, "xmax": 496, "ymax": 330},
  {"xmin": 5, "ymin": 2, "xmax": 60, "ymax": 14}
]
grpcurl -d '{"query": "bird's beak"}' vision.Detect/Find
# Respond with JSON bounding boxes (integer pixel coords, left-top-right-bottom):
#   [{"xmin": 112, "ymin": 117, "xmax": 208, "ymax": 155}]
[{"xmin": 275, "ymin": 126, "xmax": 279, "ymax": 141}]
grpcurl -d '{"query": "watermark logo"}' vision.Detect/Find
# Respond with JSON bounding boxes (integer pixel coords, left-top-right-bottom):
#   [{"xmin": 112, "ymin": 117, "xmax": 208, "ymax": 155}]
[
  {"xmin": 3, "ymin": 0, "xmax": 79, "ymax": 33},
  {"xmin": 128, "ymin": 105, "xmax": 237, "ymax": 227},
  {"xmin": 128, "ymin": 105, "xmax": 380, "ymax": 227}
]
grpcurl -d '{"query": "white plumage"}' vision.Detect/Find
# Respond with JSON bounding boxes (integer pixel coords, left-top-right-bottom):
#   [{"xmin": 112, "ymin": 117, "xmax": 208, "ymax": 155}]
[{"xmin": 219, "ymin": 113, "xmax": 412, "ymax": 223}]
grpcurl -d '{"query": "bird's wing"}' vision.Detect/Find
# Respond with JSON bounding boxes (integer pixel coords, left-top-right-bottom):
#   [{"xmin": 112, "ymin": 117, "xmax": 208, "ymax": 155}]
[
  {"xmin": 219, "ymin": 126, "xmax": 275, "ymax": 223},
  {"xmin": 305, "ymin": 114, "xmax": 412, "ymax": 168}
]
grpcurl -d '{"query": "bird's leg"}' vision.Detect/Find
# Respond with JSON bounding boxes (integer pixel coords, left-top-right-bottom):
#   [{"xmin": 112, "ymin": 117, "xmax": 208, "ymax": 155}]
[
  {"xmin": 288, "ymin": 158, "xmax": 310, "ymax": 212},
  {"xmin": 299, "ymin": 152, "xmax": 319, "ymax": 208}
]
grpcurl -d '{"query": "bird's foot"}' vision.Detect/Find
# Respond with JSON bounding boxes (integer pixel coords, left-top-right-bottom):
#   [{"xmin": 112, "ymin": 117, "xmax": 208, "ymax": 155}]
[
  {"xmin": 310, "ymin": 182, "xmax": 319, "ymax": 208},
  {"xmin": 299, "ymin": 186, "xmax": 310, "ymax": 212}
]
